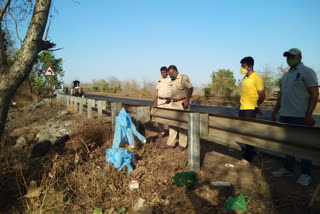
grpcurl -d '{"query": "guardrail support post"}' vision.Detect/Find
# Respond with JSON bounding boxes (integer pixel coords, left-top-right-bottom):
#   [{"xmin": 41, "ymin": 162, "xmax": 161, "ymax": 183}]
[
  {"xmin": 73, "ymin": 97, "xmax": 76, "ymax": 108},
  {"xmin": 136, "ymin": 106, "xmax": 150, "ymax": 136},
  {"xmin": 79, "ymin": 97, "xmax": 83, "ymax": 114},
  {"xmin": 102, "ymin": 101, "xmax": 107, "ymax": 110},
  {"xmin": 62, "ymin": 95, "xmax": 67, "ymax": 106},
  {"xmin": 66, "ymin": 96, "xmax": 70, "ymax": 107},
  {"xmin": 74, "ymin": 97, "xmax": 78, "ymax": 112},
  {"xmin": 92, "ymin": 99, "xmax": 96, "ymax": 108},
  {"xmin": 111, "ymin": 102, "xmax": 122, "ymax": 131},
  {"xmin": 200, "ymin": 113, "xmax": 209, "ymax": 138},
  {"xmin": 188, "ymin": 112, "xmax": 200, "ymax": 171},
  {"xmin": 87, "ymin": 99, "xmax": 93, "ymax": 118},
  {"xmin": 58, "ymin": 94, "xmax": 62, "ymax": 103},
  {"xmin": 70, "ymin": 96, "xmax": 74, "ymax": 108},
  {"xmin": 97, "ymin": 101, "xmax": 103, "ymax": 118}
]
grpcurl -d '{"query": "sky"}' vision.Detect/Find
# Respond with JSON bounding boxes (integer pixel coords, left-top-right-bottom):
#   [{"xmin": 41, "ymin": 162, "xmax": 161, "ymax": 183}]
[{"xmin": 14, "ymin": 0, "xmax": 320, "ymax": 87}]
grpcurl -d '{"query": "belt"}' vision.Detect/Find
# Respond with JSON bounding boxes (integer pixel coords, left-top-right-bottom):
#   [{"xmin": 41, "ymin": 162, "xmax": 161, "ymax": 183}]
[
  {"xmin": 172, "ymin": 98, "xmax": 185, "ymax": 102},
  {"xmin": 158, "ymin": 97, "xmax": 170, "ymax": 100}
]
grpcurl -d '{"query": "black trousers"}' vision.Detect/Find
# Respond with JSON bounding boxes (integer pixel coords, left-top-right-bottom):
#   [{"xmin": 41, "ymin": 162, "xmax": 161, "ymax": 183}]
[{"xmin": 239, "ymin": 109, "xmax": 257, "ymax": 162}]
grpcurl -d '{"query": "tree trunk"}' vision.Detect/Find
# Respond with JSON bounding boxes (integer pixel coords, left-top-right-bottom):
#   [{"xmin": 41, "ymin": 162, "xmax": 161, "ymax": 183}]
[{"xmin": 0, "ymin": 0, "xmax": 52, "ymax": 139}]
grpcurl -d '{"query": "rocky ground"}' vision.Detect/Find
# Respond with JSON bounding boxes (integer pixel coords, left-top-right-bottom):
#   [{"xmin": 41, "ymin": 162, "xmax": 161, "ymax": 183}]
[{"xmin": 0, "ymin": 99, "xmax": 319, "ymax": 214}]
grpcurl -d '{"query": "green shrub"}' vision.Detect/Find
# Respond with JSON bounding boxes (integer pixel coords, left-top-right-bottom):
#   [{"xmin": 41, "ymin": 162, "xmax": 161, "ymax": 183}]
[
  {"xmin": 203, "ymin": 88, "xmax": 211, "ymax": 97},
  {"xmin": 92, "ymin": 86, "xmax": 99, "ymax": 91}
]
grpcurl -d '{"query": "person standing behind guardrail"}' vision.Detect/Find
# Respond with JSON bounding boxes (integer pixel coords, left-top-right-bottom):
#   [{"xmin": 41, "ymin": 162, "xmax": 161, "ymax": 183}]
[
  {"xmin": 237, "ymin": 57, "xmax": 265, "ymax": 165},
  {"xmin": 153, "ymin": 66, "xmax": 172, "ymax": 137},
  {"xmin": 271, "ymin": 48, "xmax": 319, "ymax": 186},
  {"xmin": 160, "ymin": 65, "xmax": 193, "ymax": 151}
]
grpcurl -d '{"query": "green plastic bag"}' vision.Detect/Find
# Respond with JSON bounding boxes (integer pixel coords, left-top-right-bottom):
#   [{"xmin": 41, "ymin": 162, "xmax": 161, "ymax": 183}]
[
  {"xmin": 225, "ymin": 194, "xmax": 251, "ymax": 212},
  {"xmin": 173, "ymin": 171, "xmax": 198, "ymax": 190},
  {"xmin": 119, "ymin": 207, "xmax": 126, "ymax": 213},
  {"xmin": 93, "ymin": 208, "xmax": 103, "ymax": 214}
]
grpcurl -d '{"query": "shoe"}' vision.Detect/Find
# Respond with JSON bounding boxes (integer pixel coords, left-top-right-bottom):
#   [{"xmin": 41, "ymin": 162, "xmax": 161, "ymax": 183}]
[
  {"xmin": 176, "ymin": 145, "xmax": 185, "ymax": 151},
  {"xmin": 236, "ymin": 159, "xmax": 250, "ymax": 166},
  {"xmin": 159, "ymin": 132, "xmax": 165, "ymax": 137},
  {"xmin": 272, "ymin": 168, "xmax": 294, "ymax": 177},
  {"xmin": 296, "ymin": 174, "xmax": 311, "ymax": 186},
  {"xmin": 143, "ymin": 139, "xmax": 146, "ymax": 143},
  {"xmin": 160, "ymin": 144, "xmax": 175, "ymax": 149}
]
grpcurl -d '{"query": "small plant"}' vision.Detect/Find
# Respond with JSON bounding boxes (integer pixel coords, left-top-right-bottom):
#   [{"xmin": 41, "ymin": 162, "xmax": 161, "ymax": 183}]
[
  {"xmin": 112, "ymin": 86, "xmax": 121, "ymax": 93},
  {"xmin": 31, "ymin": 76, "xmax": 46, "ymax": 97},
  {"xmin": 92, "ymin": 86, "xmax": 99, "ymax": 91},
  {"xmin": 203, "ymin": 88, "xmax": 211, "ymax": 97}
]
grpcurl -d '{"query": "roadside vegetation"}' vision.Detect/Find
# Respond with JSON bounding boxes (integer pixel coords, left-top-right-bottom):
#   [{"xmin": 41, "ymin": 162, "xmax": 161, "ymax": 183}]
[{"xmin": 80, "ymin": 65, "xmax": 293, "ymax": 104}]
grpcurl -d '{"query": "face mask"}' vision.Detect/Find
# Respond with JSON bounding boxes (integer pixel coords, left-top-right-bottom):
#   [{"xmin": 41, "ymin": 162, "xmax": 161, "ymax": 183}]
[
  {"xmin": 170, "ymin": 75, "xmax": 176, "ymax": 80},
  {"xmin": 240, "ymin": 68, "xmax": 248, "ymax": 75},
  {"xmin": 287, "ymin": 58, "xmax": 299, "ymax": 67}
]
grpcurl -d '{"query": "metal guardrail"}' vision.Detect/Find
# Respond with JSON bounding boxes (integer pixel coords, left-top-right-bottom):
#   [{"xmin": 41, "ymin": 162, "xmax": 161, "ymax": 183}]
[{"xmin": 56, "ymin": 94, "xmax": 320, "ymax": 170}]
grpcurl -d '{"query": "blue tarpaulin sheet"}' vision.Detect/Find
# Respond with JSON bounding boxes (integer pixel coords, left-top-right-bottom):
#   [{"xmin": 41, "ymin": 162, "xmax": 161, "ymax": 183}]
[
  {"xmin": 105, "ymin": 108, "xmax": 145, "ymax": 172},
  {"xmin": 105, "ymin": 148, "xmax": 136, "ymax": 172},
  {"xmin": 112, "ymin": 108, "xmax": 146, "ymax": 148}
]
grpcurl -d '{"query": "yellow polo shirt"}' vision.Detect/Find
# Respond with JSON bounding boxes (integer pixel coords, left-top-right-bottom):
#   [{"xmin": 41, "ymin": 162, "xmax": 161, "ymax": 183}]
[{"xmin": 240, "ymin": 72, "xmax": 264, "ymax": 110}]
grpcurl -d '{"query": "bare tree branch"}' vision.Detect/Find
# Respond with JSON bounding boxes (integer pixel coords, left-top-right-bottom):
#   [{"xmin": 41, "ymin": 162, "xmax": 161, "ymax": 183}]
[
  {"xmin": 0, "ymin": 0, "xmax": 12, "ymax": 67},
  {"xmin": 0, "ymin": 0, "xmax": 12, "ymax": 22},
  {"xmin": 0, "ymin": 25, "xmax": 8, "ymax": 68},
  {"xmin": 44, "ymin": 17, "xmax": 51, "ymax": 41},
  {"xmin": 46, "ymin": 47, "xmax": 63, "ymax": 51},
  {"xmin": 8, "ymin": 10, "xmax": 22, "ymax": 44}
]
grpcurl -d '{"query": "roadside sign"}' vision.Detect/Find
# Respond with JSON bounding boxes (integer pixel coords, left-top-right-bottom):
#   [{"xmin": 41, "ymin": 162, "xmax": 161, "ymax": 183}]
[{"xmin": 44, "ymin": 65, "xmax": 56, "ymax": 76}]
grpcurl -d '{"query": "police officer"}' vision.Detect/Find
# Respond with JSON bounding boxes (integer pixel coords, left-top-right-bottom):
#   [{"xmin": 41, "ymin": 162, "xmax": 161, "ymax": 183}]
[
  {"xmin": 154, "ymin": 66, "xmax": 172, "ymax": 136},
  {"xmin": 160, "ymin": 65, "xmax": 193, "ymax": 151}
]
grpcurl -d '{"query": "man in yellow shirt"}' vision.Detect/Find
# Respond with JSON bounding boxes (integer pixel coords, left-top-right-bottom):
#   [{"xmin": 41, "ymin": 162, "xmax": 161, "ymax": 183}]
[{"xmin": 238, "ymin": 57, "xmax": 265, "ymax": 165}]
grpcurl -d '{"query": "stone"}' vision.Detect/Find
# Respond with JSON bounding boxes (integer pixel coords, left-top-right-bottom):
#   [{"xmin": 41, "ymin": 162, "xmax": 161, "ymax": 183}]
[
  {"xmin": 51, "ymin": 122, "xmax": 61, "ymax": 129},
  {"xmin": 31, "ymin": 140, "xmax": 51, "ymax": 158},
  {"xmin": 24, "ymin": 180, "xmax": 42, "ymax": 198},
  {"xmin": 6, "ymin": 136, "xmax": 18, "ymax": 146},
  {"xmin": 38, "ymin": 99, "xmax": 50, "ymax": 106},
  {"xmin": 28, "ymin": 99, "xmax": 50, "ymax": 111},
  {"xmin": 132, "ymin": 206, "xmax": 155, "ymax": 214},
  {"xmin": 36, "ymin": 132, "xmax": 51, "ymax": 142},
  {"xmin": 131, "ymin": 166, "xmax": 147, "ymax": 177},
  {"xmin": 52, "ymin": 135, "xmax": 70, "ymax": 154},
  {"xmin": 26, "ymin": 132, "xmax": 36, "ymax": 143},
  {"xmin": 27, "ymin": 104, "xmax": 36, "ymax": 111},
  {"xmin": 14, "ymin": 136, "xmax": 27, "ymax": 149},
  {"xmin": 58, "ymin": 110, "xmax": 70, "ymax": 116},
  {"xmin": 133, "ymin": 198, "xmax": 146, "ymax": 211},
  {"xmin": 105, "ymin": 208, "xmax": 117, "ymax": 214}
]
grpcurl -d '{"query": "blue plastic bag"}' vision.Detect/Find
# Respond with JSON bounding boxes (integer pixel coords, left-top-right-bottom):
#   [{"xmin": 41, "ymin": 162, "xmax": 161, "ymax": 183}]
[
  {"xmin": 112, "ymin": 108, "xmax": 146, "ymax": 148},
  {"xmin": 105, "ymin": 148, "xmax": 136, "ymax": 172}
]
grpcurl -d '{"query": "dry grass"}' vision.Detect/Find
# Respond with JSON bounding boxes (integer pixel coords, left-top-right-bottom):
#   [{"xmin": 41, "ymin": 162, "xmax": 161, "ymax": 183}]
[
  {"xmin": 13, "ymin": 79, "xmax": 35, "ymax": 107},
  {"xmin": 16, "ymin": 119, "xmax": 197, "ymax": 214},
  {"xmin": 20, "ymin": 120, "xmax": 113, "ymax": 213},
  {"xmin": 0, "ymin": 114, "xmax": 260, "ymax": 213}
]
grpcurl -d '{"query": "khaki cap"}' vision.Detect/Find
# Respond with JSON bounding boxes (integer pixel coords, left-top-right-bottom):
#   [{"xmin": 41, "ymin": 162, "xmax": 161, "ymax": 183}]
[{"xmin": 283, "ymin": 48, "xmax": 302, "ymax": 57}]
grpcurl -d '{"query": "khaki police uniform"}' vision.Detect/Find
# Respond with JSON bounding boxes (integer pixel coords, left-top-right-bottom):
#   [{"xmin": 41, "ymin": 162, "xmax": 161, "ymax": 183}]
[
  {"xmin": 156, "ymin": 76, "xmax": 172, "ymax": 108},
  {"xmin": 156, "ymin": 76, "xmax": 172, "ymax": 133},
  {"xmin": 166, "ymin": 73, "xmax": 193, "ymax": 148}
]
